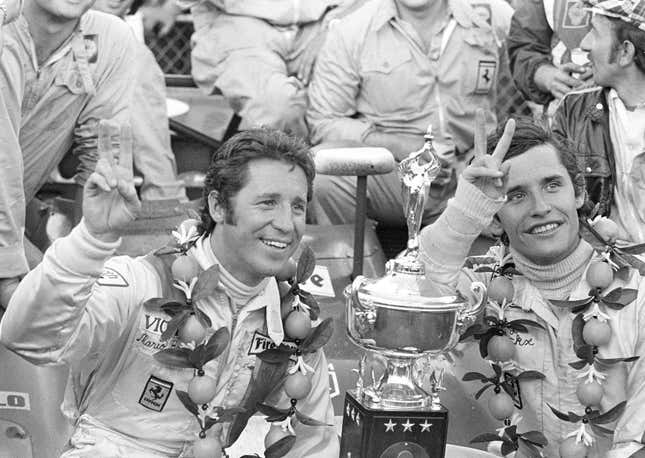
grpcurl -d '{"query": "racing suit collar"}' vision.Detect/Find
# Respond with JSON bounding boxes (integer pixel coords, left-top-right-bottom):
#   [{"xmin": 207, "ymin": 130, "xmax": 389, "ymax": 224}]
[{"xmin": 191, "ymin": 234, "xmax": 285, "ymax": 346}]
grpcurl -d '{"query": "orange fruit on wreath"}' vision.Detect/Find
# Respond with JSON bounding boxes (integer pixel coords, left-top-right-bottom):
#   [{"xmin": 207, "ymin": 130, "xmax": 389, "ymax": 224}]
[
  {"xmin": 487, "ymin": 335, "xmax": 516, "ymax": 362},
  {"xmin": 593, "ymin": 218, "xmax": 619, "ymax": 245},
  {"xmin": 171, "ymin": 255, "xmax": 201, "ymax": 283},
  {"xmin": 488, "ymin": 276, "xmax": 514, "ymax": 304},
  {"xmin": 284, "ymin": 310, "xmax": 312, "ymax": 340},
  {"xmin": 582, "ymin": 318, "xmax": 611, "ymax": 346},
  {"xmin": 264, "ymin": 423, "xmax": 293, "ymax": 449},
  {"xmin": 178, "ymin": 314, "xmax": 207, "ymax": 344},
  {"xmin": 192, "ymin": 436, "xmax": 223, "ymax": 458},
  {"xmin": 586, "ymin": 261, "xmax": 613, "ymax": 290},
  {"xmin": 576, "ymin": 380, "xmax": 603, "ymax": 406},
  {"xmin": 284, "ymin": 372, "xmax": 312, "ymax": 400},
  {"xmin": 488, "ymin": 390, "xmax": 514, "ymax": 420},
  {"xmin": 188, "ymin": 374, "xmax": 218, "ymax": 405}
]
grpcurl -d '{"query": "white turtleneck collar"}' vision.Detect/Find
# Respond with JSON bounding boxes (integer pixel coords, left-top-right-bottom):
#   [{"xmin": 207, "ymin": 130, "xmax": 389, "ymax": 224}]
[
  {"xmin": 510, "ymin": 238, "xmax": 594, "ymax": 301},
  {"xmin": 190, "ymin": 234, "xmax": 285, "ymax": 345}
]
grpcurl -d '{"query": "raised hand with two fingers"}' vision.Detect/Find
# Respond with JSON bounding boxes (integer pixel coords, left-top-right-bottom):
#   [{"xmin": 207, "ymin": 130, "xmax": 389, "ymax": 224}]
[
  {"xmin": 462, "ymin": 109, "xmax": 516, "ymax": 201},
  {"xmin": 83, "ymin": 120, "xmax": 141, "ymax": 242}
]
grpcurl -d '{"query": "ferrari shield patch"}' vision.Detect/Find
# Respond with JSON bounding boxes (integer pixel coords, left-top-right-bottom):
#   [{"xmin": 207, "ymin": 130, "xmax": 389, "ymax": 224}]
[
  {"xmin": 139, "ymin": 375, "xmax": 173, "ymax": 412},
  {"xmin": 475, "ymin": 60, "xmax": 496, "ymax": 94}
]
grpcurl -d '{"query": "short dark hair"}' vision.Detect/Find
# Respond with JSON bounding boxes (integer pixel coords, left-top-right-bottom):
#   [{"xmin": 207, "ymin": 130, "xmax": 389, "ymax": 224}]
[
  {"xmin": 486, "ymin": 118, "xmax": 586, "ymax": 198},
  {"xmin": 609, "ymin": 17, "xmax": 645, "ymax": 74},
  {"xmin": 198, "ymin": 129, "xmax": 315, "ymax": 234}
]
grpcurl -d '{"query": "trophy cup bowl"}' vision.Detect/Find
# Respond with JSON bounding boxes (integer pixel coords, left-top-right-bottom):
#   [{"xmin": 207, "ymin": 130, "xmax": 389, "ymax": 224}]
[{"xmin": 339, "ymin": 126, "xmax": 486, "ymax": 457}]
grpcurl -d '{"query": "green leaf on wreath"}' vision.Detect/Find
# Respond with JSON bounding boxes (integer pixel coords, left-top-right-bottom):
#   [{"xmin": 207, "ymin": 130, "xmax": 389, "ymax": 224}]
[
  {"xmin": 219, "ymin": 407, "xmax": 245, "ymax": 423},
  {"xmin": 296, "ymin": 246, "xmax": 316, "ymax": 284},
  {"xmin": 144, "ymin": 298, "xmax": 182, "ymax": 313},
  {"xmin": 547, "ymin": 404, "xmax": 573, "ymax": 422},
  {"xmin": 192, "ymin": 264, "xmax": 221, "ymax": 301},
  {"xmin": 459, "ymin": 324, "xmax": 484, "ymax": 342},
  {"xmin": 517, "ymin": 439, "xmax": 543, "ymax": 458},
  {"xmin": 617, "ymin": 243, "xmax": 645, "ymax": 255},
  {"xmin": 474, "ymin": 383, "xmax": 493, "ymax": 400},
  {"xmin": 500, "ymin": 441, "xmax": 518, "ymax": 456},
  {"xmin": 160, "ymin": 301, "xmax": 191, "ymax": 317},
  {"xmin": 154, "ymin": 245, "xmax": 181, "ymax": 256},
  {"xmin": 193, "ymin": 306, "xmax": 212, "ymax": 329},
  {"xmin": 613, "ymin": 251, "xmax": 645, "ymax": 275},
  {"xmin": 601, "ymin": 288, "xmax": 638, "ymax": 308},
  {"xmin": 575, "ymin": 344, "xmax": 595, "ymax": 363},
  {"xmin": 596, "ymin": 356, "xmax": 639, "ymax": 366},
  {"xmin": 571, "ymin": 313, "xmax": 586, "ymax": 355},
  {"xmin": 298, "ymin": 290, "xmax": 320, "ymax": 321},
  {"xmin": 514, "ymin": 370, "xmax": 546, "ymax": 381},
  {"xmin": 265, "ymin": 434, "xmax": 296, "ymax": 458},
  {"xmin": 462, "ymin": 372, "xmax": 490, "ymax": 382},
  {"xmin": 203, "ymin": 327, "xmax": 231, "ymax": 364},
  {"xmin": 154, "ymin": 347, "xmax": 194, "ymax": 368},
  {"xmin": 506, "ymin": 322, "xmax": 528, "ymax": 333},
  {"xmin": 519, "ymin": 431, "xmax": 547, "ymax": 446},
  {"xmin": 257, "ymin": 403, "xmax": 290, "ymax": 418},
  {"xmin": 176, "ymin": 390, "xmax": 199, "ymax": 417},
  {"xmin": 258, "ymin": 348, "xmax": 293, "ymax": 364},
  {"xmin": 551, "ymin": 297, "xmax": 594, "ymax": 309},
  {"xmin": 590, "ymin": 401, "xmax": 626, "ymax": 424},
  {"xmin": 294, "ymin": 409, "xmax": 331, "ymax": 426},
  {"xmin": 301, "ymin": 317, "xmax": 334, "ymax": 353},
  {"xmin": 189, "ymin": 346, "xmax": 206, "ymax": 369},
  {"xmin": 161, "ymin": 310, "xmax": 190, "ymax": 342},
  {"xmin": 204, "ymin": 415, "xmax": 219, "ymax": 431},
  {"xmin": 508, "ymin": 319, "xmax": 545, "ymax": 330},
  {"xmin": 589, "ymin": 423, "xmax": 614, "ymax": 437},
  {"xmin": 569, "ymin": 359, "xmax": 589, "ymax": 370},
  {"xmin": 470, "ymin": 433, "xmax": 503, "ymax": 443},
  {"xmin": 478, "ymin": 329, "xmax": 496, "ymax": 359},
  {"xmin": 567, "ymin": 411, "xmax": 583, "ymax": 422},
  {"xmin": 473, "ymin": 266, "xmax": 496, "ymax": 273}
]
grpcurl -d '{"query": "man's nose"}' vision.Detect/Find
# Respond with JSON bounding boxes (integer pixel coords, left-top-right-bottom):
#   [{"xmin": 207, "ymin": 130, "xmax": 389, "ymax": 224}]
[
  {"xmin": 580, "ymin": 32, "xmax": 592, "ymax": 52},
  {"xmin": 272, "ymin": 204, "xmax": 296, "ymax": 231},
  {"xmin": 531, "ymin": 193, "xmax": 553, "ymax": 215}
]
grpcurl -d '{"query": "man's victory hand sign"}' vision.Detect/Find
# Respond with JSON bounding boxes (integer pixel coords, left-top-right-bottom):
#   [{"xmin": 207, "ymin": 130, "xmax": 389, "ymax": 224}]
[
  {"xmin": 83, "ymin": 120, "xmax": 141, "ymax": 241},
  {"xmin": 462, "ymin": 109, "xmax": 515, "ymax": 200}
]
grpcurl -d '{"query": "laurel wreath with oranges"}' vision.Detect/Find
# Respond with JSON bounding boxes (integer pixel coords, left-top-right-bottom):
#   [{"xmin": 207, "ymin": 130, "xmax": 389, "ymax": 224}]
[
  {"xmin": 143, "ymin": 221, "xmax": 333, "ymax": 458},
  {"xmin": 460, "ymin": 215, "xmax": 645, "ymax": 457}
]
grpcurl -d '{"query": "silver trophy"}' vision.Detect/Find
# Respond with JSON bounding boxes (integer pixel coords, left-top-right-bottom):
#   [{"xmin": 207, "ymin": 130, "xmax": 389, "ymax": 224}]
[{"xmin": 340, "ymin": 126, "xmax": 486, "ymax": 457}]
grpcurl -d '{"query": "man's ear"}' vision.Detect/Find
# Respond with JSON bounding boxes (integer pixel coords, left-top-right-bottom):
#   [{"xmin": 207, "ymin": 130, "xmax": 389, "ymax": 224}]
[
  {"xmin": 207, "ymin": 190, "xmax": 225, "ymax": 224},
  {"xmin": 620, "ymin": 40, "xmax": 636, "ymax": 67},
  {"xmin": 575, "ymin": 189, "xmax": 587, "ymax": 210},
  {"xmin": 488, "ymin": 215, "xmax": 504, "ymax": 238}
]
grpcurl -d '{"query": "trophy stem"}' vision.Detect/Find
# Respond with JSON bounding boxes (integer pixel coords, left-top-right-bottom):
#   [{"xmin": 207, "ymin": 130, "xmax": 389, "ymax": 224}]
[{"xmin": 375, "ymin": 356, "xmax": 429, "ymax": 409}]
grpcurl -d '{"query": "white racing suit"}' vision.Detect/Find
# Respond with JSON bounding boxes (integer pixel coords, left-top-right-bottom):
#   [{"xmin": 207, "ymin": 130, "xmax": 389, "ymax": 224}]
[{"xmin": 0, "ymin": 220, "xmax": 338, "ymax": 457}]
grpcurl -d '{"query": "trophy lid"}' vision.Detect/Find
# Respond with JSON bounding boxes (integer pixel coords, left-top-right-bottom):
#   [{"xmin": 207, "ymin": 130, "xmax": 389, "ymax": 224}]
[{"xmin": 353, "ymin": 266, "xmax": 465, "ymax": 311}]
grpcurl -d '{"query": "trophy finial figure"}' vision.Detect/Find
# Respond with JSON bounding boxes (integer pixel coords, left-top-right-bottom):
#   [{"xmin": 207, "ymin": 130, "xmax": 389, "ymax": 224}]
[{"xmin": 396, "ymin": 124, "xmax": 442, "ymax": 269}]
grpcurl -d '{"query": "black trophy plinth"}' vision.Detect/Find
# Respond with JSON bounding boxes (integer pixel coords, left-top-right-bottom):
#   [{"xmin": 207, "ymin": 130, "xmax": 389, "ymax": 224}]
[{"xmin": 339, "ymin": 390, "xmax": 449, "ymax": 458}]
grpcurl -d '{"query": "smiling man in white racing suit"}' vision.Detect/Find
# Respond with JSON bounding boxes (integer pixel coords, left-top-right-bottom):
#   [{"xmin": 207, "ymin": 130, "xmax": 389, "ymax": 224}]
[
  {"xmin": 0, "ymin": 128, "xmax": 338, "ymax": 457},
  {"xmin": 418, "ymin": 117, "xmax": 645, "ymax": 457}
]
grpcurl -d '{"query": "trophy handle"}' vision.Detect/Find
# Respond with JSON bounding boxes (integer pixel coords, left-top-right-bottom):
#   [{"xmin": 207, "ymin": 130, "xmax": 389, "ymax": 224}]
[
  {"xmin": 457, "ymin": 281, "xmax": 487, "ymax": 331},
  {"xmin": 349, "ymin": 275, "xmax": 378, "ymax": 329}
]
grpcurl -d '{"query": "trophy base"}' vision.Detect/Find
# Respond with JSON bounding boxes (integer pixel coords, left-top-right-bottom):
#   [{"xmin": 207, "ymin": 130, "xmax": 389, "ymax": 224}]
[{"xmin": 339, "ymin": 390, "xmax": 449, "ymax": 458}]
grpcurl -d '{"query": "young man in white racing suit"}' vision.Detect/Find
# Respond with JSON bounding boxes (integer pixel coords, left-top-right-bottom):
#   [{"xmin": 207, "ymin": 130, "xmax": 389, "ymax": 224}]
[
  {"xmin": 418, "ymin": 117, "xmax": 645, "ymax": 457},
  {"xmin": 0, "ymin": 129, "xmax": 338, "ymax": 457}
]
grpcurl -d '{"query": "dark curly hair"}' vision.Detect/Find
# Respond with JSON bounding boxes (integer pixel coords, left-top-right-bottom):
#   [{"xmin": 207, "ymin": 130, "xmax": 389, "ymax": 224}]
[
  {"xmin": 198, "ymin": 129, "xmax": 315, "ymax": 235},
  {"xmin": 486, "ymin": 117, "xmax": 586, "ymax": 199}
]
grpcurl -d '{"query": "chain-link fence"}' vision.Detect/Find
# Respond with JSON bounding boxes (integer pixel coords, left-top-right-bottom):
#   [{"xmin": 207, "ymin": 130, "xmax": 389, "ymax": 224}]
[{"xmin": 145, "ymin": 16, "xmax": 193, "ymax": 75}]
